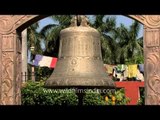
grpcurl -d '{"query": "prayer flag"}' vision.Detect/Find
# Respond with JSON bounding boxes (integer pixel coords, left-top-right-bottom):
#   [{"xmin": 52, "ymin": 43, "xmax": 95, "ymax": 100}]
[{"xmin": 33, "ymin": 54, "xmax": 57, "ymax": 68}]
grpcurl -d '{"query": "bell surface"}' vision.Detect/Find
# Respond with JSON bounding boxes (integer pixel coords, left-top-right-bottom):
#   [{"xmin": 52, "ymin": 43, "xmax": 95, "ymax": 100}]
[{"xmin": 45, "ymin": 16, "xmax": 115, "ymax": 88}]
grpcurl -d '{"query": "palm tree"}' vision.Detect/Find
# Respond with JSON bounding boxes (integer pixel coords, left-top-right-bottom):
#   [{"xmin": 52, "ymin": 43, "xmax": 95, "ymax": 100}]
[
  {"xmin": 40, "ymin": 15, "xmax": 118, "ymax": 64},
  {"xmin": 40, "ymin": 15, "xmax": 72, "ymax": 57},
  {"xmin": 91, "ymin": 15, "xmax": 118, "ymax": 64},
  {"xmin": 117, "ymin": 21, "xmax": 143, "ymax": 64},
  {"xmin": 27, "ymin": 22, "xmax": 43, "ymax": 81},
  {"xmin": 39, "ymin": 15, "xmax": 144, "ymax": 65},
  {"xmin": 34, "ymin": 16, "xmax": 73, "ymax": 78},
  {"xmin": 27, "ymin": 22, "xmax": 43, "ymax": 54}
]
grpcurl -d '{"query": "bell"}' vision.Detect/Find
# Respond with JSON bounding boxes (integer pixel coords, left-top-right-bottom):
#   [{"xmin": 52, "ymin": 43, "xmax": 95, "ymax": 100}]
[{"xmin": 45, "ymin": 15, "xmax": 115, "ymax": 88}]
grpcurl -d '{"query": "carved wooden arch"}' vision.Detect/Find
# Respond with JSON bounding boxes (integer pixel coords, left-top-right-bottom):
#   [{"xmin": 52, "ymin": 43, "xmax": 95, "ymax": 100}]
[
  {"xmin": 14, "ymin": 15, "xmax": 160, "ymax": 30},
  {"xmin": 1, "ymin": 15, "xmax": 160, "ymax": 105},
  {"xmin": 1, "ymin": 15, "xmax": 160, "ymax": 34},
  {"xmin": 14, "ymin": 15, "xmax": 145, "ymax": 30}
]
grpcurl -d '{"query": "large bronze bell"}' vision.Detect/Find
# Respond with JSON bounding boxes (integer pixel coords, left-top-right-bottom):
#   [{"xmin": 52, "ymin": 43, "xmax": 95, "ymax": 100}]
[{"xmin": 45, "ymin": 15, "xmax": 115, "ymax": 88}]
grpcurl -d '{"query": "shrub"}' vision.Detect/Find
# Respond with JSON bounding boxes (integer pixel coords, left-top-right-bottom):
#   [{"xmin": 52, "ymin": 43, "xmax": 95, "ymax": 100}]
[
  {"xmin": 21, "ymin": 81, "xmax": 130, "ymax": 105},
  {"xmin": 21, "ymin": 81, "xmax": 78, "ymax": 105},
  {"xmin": 137, "ymin": 87, "xmax": 144, "ymax": 105},
  {"xmin": 81, "ymin": 88, "xmax": 130, "ymax": 105},
  {"xmin": 108, "ymin": 88, "xmax": 130, "ymax": 105},
  {"xmin": 83, "ymin": 89, "xmax": 106, "ymax": 105}
]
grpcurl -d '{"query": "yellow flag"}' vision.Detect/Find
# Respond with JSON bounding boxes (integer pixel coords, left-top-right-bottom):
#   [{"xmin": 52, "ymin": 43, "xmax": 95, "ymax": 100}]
[{"xmin": 128, "ymin": 64, "xmax": 138, "ymax": 78}]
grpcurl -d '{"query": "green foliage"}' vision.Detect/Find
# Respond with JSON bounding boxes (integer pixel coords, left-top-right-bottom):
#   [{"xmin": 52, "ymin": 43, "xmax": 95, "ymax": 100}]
[
  {"xmin": 27, "ymin": 22, "xmax": 43, "ymax": 54},
  {"xmin": 125, "ymin": 55, "xmax": 144, "ymax": 65},
  {"xmin": 134, "ymin": 55, "xmax": 144, "ymax": 64},
  {"xmin": 34, "ymin": 67, "xmax": 53, "ymax": 81},
  {"xmin": 21, "ymin": 81, "xmax": 78, "ymax": 105},
  {"xmin": 103, "ymin": 88, "xmax": 130, "ymax": 105},
  {"xmin": 114, "ymin": 89, "xmax": 130, "ymax": 105},
  {"xmin": 83, "ymin": 89, "xmax": 106, "ymax": 105},
  {"xmin": 22, "ymin": 81, "xmax": 130, "ymax": 105},
  {"xmin": 83, "ymin": 88, "xmax": 130, "ymax": 105},
  {"xmin": 137, "ymin": 87, "xmax": 145, "ymax": 105}
]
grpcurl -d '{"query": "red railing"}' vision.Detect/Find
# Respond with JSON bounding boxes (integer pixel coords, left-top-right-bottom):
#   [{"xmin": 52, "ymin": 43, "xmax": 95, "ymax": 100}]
[{"xmin": 115, "ymin": 81, "xmax": 144, "ymax": 105}]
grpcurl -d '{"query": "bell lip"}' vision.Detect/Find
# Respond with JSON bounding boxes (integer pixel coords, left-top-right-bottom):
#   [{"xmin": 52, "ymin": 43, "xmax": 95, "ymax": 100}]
[
  {"xmin": 44, "ymin": 78, "xmax": 116, "ymax": 89},
  {"xmin": 43, "ymin": 86, "xmax": 116, "ymax": 94},
  {"xmin": 43, "ymin": 85, "xmax": 116, "ymax": 89}
]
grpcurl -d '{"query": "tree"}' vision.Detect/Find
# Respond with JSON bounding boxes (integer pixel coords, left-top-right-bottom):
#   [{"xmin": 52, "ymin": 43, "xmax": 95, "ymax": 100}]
[
  {"xmin": 27, "ymin": 22, "xmax": 43, "ymax": 81},
  {"xmin": 91, "ymin": 15, "xmax": 118, "ymax": 64},
  {"xmin": 27, "ymin": 22, "xmax": 43, "ymax": 54},
  {"xmin": 117, "ymin": 21, "xmax": 143, "ymax": 64},
  {"xmin": 40, "ymin": 15, "xmax": 72, "ymax": 57},
  {"xmin": 39, "ymin": 15, "xmax": 143, "ymax": 65},
  {"xmin": 40, "ymin": 15, "xmax": 118, "ymax": 64}
]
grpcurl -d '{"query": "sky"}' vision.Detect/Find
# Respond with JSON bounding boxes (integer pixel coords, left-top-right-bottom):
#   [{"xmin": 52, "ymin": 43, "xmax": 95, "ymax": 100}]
[{"xmin": 37, "ymin": 15, "xmax": 143, "ymax": 38}]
